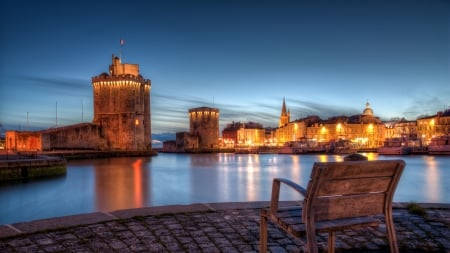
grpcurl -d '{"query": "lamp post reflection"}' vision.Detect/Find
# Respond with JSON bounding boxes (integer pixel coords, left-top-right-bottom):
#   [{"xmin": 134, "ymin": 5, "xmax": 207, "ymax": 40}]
[{"xmin": 424, "ymin": 156, "xmax": 440, "ymax": 202}]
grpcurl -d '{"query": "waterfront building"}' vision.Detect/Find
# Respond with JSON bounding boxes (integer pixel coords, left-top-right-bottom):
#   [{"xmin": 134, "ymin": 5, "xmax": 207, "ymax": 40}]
[
  {"xmin": 417, "ymin": 109, "xmax": 450, "ymax": 145},
  {"xmin": 223, "ymin": 122, "xmax": 265, "ymax": 147},
  {"xmin": 222, "ymin": 122, "xmax": 240, "ymax": 148},
  {"xmin": 161, "ymin": 140, "xmax": 177, "ymax": 152},
  {"xmin": 264, "ymin": 127, "xmax": 277, "ymax": 146},
  {"xmin": 6, "ymin": 55, "xmax": 152, "ymax": 151},
  {"xmin": 338, "ymin": 102, "xmax": 384, "ymax": 148},
  {"xmin": 275, "ymin": 100, "xmax": 384, "ymax": 149},
  {"xmin": 385, "ymin": 119, "xmax": 417, "ymax": 139},
  {"xmin": 306, "ymin": 116, "xmax": 349, "ymax": 149},
  {"xmin": 175, "ymin": 132, "xmax": 199, "ymax": 151},
  {"xmin": 277, "ymin": 117, "xmax": 320, "ymax": 145},
  {"xmin": 393, "ymin": 119, "xmax": 420, "ymax": 146}
]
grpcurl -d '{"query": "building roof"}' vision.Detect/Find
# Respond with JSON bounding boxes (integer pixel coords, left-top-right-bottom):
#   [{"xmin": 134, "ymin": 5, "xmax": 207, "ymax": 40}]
[{"xmin": 362, "ymin": 101, "xmax": 374, "ymax": 116}]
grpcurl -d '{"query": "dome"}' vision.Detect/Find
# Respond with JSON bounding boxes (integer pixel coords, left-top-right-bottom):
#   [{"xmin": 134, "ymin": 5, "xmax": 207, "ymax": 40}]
[{"xmin": 362, "ymin": 101, "xmax": 373, "ymax": 116}]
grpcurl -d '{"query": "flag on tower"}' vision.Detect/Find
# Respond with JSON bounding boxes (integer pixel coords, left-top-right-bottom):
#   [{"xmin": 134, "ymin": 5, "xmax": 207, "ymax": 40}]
[{"xmin": 120, "ymin": 39, "xmax": 125, "ymax": 45}]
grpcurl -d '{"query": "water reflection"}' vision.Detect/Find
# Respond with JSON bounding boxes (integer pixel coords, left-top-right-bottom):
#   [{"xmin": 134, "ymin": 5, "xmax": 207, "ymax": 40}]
[
  {"xmin": 1, "ymin": 153, "xmax": 448, "ymax": 225},
  {"xmin": 424, "ymin": 156, "xmax": 440, "ymax": 202},
  {"xmin": 94, "ymin": 158, "xmax": 150, "ymax": 211},
  {"xmin": 364, "ymin": 152, "xmax": 378, "ymax": 161}
]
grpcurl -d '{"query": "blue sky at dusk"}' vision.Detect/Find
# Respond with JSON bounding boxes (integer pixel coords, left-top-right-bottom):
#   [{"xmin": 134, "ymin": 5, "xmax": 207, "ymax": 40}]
[{"xmin": 1, "ymin": 0, "xmax": 448, "ymax": 134}]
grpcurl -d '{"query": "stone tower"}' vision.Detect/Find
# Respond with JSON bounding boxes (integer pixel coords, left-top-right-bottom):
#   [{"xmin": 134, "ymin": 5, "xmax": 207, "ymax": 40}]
[
  {"xmin": 189, "ymin": 107, "xmax": 220, "ymax": 149},
  {"xmin": 91, "ymin": 55, "xmax": 151, "ymax": 150},
  {"xmin": 279, "ymin": 97, "xmax": 290, "ymax": 127}
]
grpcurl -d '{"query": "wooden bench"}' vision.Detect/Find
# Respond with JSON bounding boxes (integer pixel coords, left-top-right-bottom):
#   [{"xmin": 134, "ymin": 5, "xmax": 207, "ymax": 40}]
[{"xmin": 260, "ymin": 159, "xmax": 405, "ymax": 253}]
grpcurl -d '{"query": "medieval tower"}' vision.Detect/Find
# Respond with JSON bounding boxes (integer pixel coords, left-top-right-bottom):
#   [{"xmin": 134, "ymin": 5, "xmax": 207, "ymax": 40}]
[
  {"xmin": 189, "ymin": 107, "xmax": 220, "ymax": 149},
  {"xmin": 91, "ymin": 55, "xmax": 151, "ymax": 150}
]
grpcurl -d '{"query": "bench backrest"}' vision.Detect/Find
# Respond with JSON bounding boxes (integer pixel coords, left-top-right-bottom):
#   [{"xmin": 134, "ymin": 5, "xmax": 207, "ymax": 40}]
[{"xmin": 303, "ymin": 160, "xmax": 405, "ymax": 222}]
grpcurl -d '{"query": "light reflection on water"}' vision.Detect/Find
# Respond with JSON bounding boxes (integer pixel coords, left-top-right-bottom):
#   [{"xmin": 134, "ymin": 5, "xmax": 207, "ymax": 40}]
[
  {"xmin": 0, "ymin": 153, "xmax": 448, "ymax": 225},
  {"xmin": 424, "ymin": 156, "xmax": 439, "ymax": 203}
]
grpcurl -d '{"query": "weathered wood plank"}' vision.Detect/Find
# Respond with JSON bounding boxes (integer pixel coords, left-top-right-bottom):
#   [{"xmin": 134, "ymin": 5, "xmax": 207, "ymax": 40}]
[
  {"xmin": 316, "ymin": 177, "xmax": 392, "ymax": 196},
  {"xmin": 312, "ymin": 193, "xmax": 385, "ymax": 221},
  {"xmin": 312, "ymin": 160, "xmax": 403, "ymax": 180}
]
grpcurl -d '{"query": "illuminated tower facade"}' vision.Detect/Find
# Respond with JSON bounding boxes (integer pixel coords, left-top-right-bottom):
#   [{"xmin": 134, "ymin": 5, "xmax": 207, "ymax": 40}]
[
  {"xmin": 92, "ymin": 55, "xmax": 151, "ymax": 150},
  {"xmin": 189, "ymin": 107, "xmax": 220, "ymax": 149}
]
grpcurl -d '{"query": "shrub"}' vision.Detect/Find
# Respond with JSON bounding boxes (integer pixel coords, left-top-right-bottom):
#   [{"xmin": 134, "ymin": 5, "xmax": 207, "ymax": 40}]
[{"xmin": 406, "ymin": 202, "xmax": 427, "ymax": 216}]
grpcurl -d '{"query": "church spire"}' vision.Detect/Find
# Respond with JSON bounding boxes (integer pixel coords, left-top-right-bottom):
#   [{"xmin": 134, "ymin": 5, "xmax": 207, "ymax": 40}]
[
  {"xmin": 279, "ymin": 97, "xmax": 290, "ymax": 127},
  {"xmin": 281, "ymin": 97, "xmax": 288, "ymax": 117}
]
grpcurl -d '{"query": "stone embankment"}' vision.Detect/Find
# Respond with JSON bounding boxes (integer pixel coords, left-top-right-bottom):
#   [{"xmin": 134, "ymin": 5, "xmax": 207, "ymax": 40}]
[
  {"xmin": 0, "ymin": 152, "xmax": 66, "ymax": 182},
  {"xmin": 0, "ymin": 150, "xmax": 158, "ymax": 182},
  {"xmin": 40, "ymin": 150, "xmax": 158, "ymax": 160},
  {"xmin": 0, "ymin": 202, "xmax": 448, "ymax": 252}
]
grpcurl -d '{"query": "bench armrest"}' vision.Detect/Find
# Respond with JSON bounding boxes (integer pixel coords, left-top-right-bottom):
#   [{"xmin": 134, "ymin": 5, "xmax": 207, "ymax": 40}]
[{"xmin": 270, "ymin": 178, "xmax": 307, "ymax": 214}]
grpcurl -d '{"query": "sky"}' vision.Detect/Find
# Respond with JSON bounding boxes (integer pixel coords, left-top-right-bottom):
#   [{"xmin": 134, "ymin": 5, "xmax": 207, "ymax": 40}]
[{"xmin": 0, "ymin": 0, "xmax": 449, "ymax": 135}]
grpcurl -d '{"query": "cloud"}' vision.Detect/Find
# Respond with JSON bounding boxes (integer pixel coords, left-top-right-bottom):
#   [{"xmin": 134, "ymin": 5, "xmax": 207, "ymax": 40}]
[
  {"xmin": 288, "ymin": 98, "xmax": 361, "ymax": 119},
  {"xmin": 16, "ymin": 75, "xmax": 91, "ymax": 97},
  {"xmin": 150, "ymin": 92, "xmax": 364, "ymax": 133},
  {"xmin": 403, "ymin": 93, "xmax": 450, "ymax": 119}
]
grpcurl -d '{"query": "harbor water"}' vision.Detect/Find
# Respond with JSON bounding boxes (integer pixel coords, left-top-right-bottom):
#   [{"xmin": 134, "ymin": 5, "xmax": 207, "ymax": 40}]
[{"xmin": 1, "ymin": 153, "xmax": 448, "ymax": 225}]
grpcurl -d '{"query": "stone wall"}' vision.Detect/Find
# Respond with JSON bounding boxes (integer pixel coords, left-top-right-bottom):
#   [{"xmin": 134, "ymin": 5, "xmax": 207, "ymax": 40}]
[
  {"xmin": 6, "ymin": 124, "xmax": 106, "ymax": 152},
  {"xmin": 41, "ymin": 123, "xmax": 105, "ymax": 151},
  {"xmin": 5, "ymin": 131, "xmax": 41, "ymax": 151}
]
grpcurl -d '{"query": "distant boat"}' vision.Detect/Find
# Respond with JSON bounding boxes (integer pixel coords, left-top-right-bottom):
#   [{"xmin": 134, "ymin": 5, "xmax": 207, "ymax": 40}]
[
  {"xmin": 428, "ymin": 135, "xmax": 450, "ymax": 155},
  {"xmin": 235, "ymin": 147, "xmax": 258, "ymax": 154},
  {"xmin": 257, "ymin": 146, "xmax": 277, "ymax": 154},
  {"xmin": 329, "ymin": 139, "xmax": 357, "ymax": 154},
  {"xmin": 278, "ymin": 141, "xmax": 308, "ymax": 154},
  {"xmin": 378, "ymin": 138, "xmax": 411, "ymax": 155}
]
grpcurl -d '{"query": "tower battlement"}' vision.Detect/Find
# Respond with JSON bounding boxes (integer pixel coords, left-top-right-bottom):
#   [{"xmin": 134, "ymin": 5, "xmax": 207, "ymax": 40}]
[{"xmin": 109, "ymin": 55, "xmax": 139, "ymax": 76}]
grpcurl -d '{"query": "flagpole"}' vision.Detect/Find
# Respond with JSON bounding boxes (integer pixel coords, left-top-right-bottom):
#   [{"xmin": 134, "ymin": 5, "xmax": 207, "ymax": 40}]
[
  {"xmin": 81, "ymin": 99, "xmax": 84, "ymax": 122},
  {"xmin": 119, "ymin": 39, "xmax": 124, "ymax": 61}
]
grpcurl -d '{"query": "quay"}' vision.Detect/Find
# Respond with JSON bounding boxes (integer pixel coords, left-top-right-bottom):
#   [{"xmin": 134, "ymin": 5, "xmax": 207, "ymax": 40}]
[
  {"xmin": 39, "ymin": 150, "xmax": 158, "ymax": 160},
  {"xmin": 0, "ymin": 152, "xmax": 66, "ymax": 182},
  {"xmin": 0, "ymin": 150, "xmax": 157, "ymax": 182},
  {"xmin": 0, "ymin": 202, "xmax": 448, "ymax": 252}
]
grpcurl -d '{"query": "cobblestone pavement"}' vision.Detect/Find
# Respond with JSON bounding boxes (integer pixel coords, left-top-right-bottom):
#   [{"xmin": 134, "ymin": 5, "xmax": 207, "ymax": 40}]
[{"xmin": 0, "ymin": 202, "xmax": 449, "ymax": 253}]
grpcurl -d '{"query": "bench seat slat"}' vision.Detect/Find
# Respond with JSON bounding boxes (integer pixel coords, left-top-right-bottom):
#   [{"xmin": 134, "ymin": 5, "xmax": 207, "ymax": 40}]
[
  {"xmin": 313, "ymin": 193, "xmax": 385, "ymax": 221},
  {"xmin": 267, "ymin": 206, "xmax": 381, "ymax": 237}
]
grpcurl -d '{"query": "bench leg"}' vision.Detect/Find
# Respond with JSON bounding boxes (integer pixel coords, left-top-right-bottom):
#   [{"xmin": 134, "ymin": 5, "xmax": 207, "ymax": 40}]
[
  {"xmin": 385, "ymin": 211, "xmax": 399, "ymax": 253},
  {"xmin": 260, "ymin": 210, "xmax": 268, "ymax": 253},
  {"xmin": 328, "ymin": 231, "xmax": 335, "ymax": 253},
  {"xmin": 306, "ymin": 219, "xmax": 319, "ymax": 253}
]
